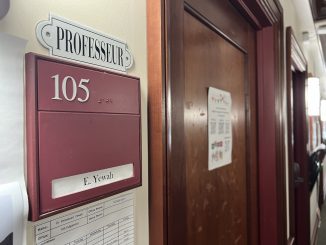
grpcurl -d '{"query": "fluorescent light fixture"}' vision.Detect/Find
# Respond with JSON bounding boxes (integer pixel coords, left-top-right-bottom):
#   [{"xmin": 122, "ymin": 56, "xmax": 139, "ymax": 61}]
[{"xmin": 307, "ymin": 77, "xmax": 320, "ymax": 116}]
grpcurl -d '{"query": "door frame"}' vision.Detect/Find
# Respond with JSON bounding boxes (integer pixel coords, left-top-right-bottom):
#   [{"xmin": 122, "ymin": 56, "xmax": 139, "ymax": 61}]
[
  {"xmin": 147, "ymin": 0, "xmax": 285, "ymax": 244},
  {"xmin": 285, "ymin": 27, "xmax": 309, "ymax": 245}
]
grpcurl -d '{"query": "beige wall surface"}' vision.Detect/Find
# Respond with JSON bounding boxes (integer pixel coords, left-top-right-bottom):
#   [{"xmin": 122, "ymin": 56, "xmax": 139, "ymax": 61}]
[{"xmin": 0, "ymin": 1, "xmax": 148, "ymax": 245}]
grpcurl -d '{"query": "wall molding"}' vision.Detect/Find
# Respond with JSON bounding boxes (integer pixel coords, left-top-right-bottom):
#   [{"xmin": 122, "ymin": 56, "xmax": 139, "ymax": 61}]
[{"xmin": 231, "ymin": 0, "xmax": 282, "ymax": 29}]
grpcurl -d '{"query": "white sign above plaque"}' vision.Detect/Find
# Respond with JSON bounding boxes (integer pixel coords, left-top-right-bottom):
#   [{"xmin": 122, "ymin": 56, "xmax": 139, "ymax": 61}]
[{"xmin": 36, "ymin": 14, "xmax": 133, "ymax": 72}]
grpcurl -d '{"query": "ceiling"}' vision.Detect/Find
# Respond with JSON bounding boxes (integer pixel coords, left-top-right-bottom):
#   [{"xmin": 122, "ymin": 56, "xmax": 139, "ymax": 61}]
[
  {"xmin": 310, "ymin": 0, "xmax": 326, "ymax": 20},
  {"xmin": 310, "ymin": 0, "xmax": 326, "ymax": 63},
  {"xmin": 312, "ymin": 0, "xmax": 326, "ymax": 63},
  {"xmin": 290, "ymin": 0, "xmax": 326, "ymax": 98}
]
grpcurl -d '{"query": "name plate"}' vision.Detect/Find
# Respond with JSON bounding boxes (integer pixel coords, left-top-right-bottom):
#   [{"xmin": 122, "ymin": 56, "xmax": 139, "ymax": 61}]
[
  {"xmin": 26, "ymin": 53, "xmax": 141, "ymax": 221},
  {"xmin": 52, "ymin": 164, "xmax": 134, "ymax": 198}
]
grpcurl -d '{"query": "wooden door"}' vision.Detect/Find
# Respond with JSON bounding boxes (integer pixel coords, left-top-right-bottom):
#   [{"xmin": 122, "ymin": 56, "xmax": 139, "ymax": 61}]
[
  {"xmin": 286, "ymin": 27, "xmax": 309, "ymax": 245},
  {"xmin": 166, "ymin": 2, "xmax": 258, "ymax": 244},
  {"xmin": 292, "ymin": 71, "xmax": 310, "ymax": 245}
]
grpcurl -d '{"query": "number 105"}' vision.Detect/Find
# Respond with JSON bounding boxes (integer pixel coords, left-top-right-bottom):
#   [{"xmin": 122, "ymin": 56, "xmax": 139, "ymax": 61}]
[{"xmin": 51, "ymin": 74, "xmax": 90, "ymax": 103}]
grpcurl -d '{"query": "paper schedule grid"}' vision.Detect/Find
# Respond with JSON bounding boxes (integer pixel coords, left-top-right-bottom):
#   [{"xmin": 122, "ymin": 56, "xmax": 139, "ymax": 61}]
[
  {"xmin": 34, "ymin": 192, "xmax": 135, "ymax": 245},
  {"xmin": 208, "ymin": 87, "xmax": 232, "ymax": 170}
]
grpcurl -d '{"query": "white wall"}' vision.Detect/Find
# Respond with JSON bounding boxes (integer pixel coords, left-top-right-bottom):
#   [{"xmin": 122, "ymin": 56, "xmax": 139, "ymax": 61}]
[
  {"xmin": 0, "ymin": 1, "xmax": 148, "ymax": 244},
  {"xmin": 310, "ymin": 180, "xmax": 320, "ymax": 243}
]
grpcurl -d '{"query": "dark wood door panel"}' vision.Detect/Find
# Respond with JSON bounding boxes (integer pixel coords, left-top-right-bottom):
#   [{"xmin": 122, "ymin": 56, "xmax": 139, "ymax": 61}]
[
  {"xmin": 182, "ymin": 11, "xmax": 250, "ymax": 245},
  {"xmin": 164, "ymin": 0, "xmax": 258, "ymax": 244},
  {"xmin": 185, "ymin": 1, "xmax": 250, "ymax": 51}
]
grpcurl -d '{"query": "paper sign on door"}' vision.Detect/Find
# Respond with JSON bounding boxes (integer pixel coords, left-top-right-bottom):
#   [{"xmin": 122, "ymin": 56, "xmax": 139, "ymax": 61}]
[{"xmin": 208, "ymin": 87, "xmax": 232, "ymax": 170}]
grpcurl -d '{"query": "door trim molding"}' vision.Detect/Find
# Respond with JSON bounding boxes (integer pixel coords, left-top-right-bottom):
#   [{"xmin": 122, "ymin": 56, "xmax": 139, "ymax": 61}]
[
  {"xmin": 231, "ymin": 0, "xmax": 282, "ymax": 29},
  {"xmin": 147, "ymin": 0, "xmax": 167, "ymax": 244},
  {"xmin": 257, "ymin": 24, "xmax": 287, "ymax": 245},
  {"xmin": 232, "ymin": 1, "xmax": 286, "ymax": 244}
]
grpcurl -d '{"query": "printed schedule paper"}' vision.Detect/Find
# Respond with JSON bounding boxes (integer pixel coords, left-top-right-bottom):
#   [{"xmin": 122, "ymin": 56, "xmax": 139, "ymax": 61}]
[
  {"xmin": 208, "ymin": 87, "xmax": 232, "ymax": 170},
  {"xmin": 34, "ymin": 192, "xmax": 135, "ymax": 245}
]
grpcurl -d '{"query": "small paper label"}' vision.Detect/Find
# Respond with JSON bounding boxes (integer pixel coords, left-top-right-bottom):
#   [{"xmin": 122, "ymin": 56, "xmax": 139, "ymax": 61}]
[{"xmin": 52, "ymin": 163, "xmax": 134, "ymax": 198}]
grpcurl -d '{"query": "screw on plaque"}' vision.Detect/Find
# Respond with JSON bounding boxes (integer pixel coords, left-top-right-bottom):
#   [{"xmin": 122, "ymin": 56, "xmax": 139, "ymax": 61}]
[{"xmin": 46, "ymin": 32, "xmax": 51, "ymax": 37}]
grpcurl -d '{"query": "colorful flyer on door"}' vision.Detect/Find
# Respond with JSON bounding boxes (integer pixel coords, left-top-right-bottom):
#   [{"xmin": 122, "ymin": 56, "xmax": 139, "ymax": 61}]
[{"xmin": 208, "ymin": 87, "xmax": 232, "ymax": 170}]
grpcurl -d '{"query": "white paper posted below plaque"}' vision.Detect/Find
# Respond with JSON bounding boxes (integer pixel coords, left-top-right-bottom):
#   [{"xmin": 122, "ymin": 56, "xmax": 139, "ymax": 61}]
[{"xmin": 52, "ymin": 163, "xmax": 134, "ymax": 198}]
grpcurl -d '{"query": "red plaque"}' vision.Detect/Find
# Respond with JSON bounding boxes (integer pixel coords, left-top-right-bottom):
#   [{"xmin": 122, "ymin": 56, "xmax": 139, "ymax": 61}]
[{"xmin": 25, "ymin": 53, "xmax": 141, "ymax": 221}]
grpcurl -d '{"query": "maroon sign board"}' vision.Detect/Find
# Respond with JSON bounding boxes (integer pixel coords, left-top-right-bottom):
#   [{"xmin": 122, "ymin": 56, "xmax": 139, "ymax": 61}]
[{"xmin": 25, "ymin": 53, "xmax": 141, "ymax": 221}]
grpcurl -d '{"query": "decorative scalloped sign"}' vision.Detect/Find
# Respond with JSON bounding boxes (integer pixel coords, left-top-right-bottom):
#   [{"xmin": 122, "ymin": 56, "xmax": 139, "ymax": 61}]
[{"xmin": 36, "ymin": 14, "xmax": 133, "ymax": 72}]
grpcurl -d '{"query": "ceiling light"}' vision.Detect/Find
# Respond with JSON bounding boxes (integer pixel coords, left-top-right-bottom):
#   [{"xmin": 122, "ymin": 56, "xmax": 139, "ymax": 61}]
[{"xmin": 307, "ymin": 77, "xmax": 320, "ymax": 116}]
